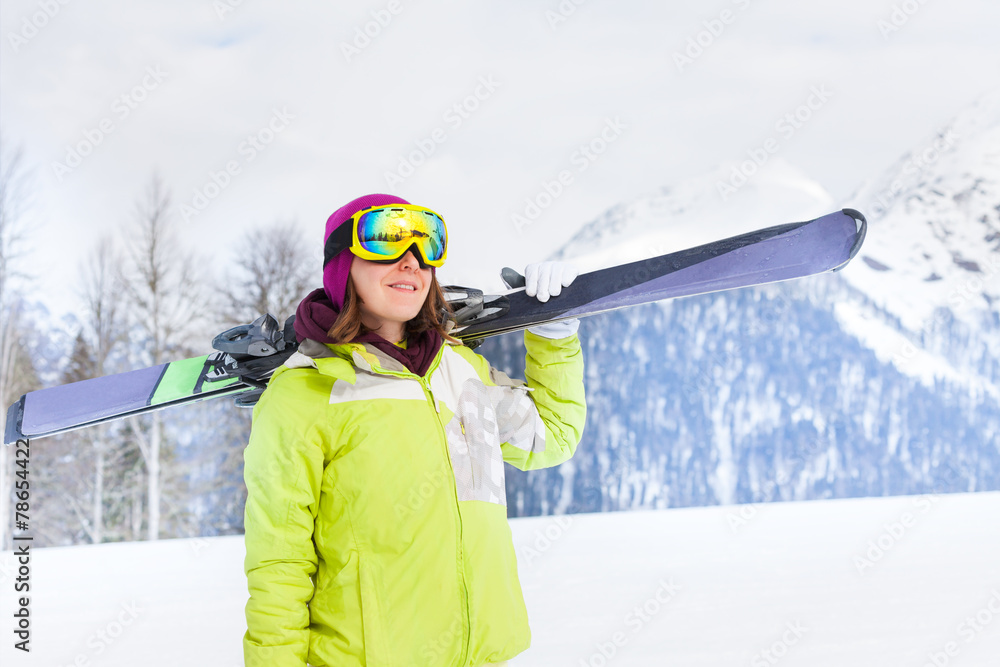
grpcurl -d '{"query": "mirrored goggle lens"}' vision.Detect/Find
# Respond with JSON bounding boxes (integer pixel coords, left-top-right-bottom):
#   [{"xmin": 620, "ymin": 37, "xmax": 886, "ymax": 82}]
[{"xmin": 356, "ymin": 208, "xmax": 447, "ymax": 262}]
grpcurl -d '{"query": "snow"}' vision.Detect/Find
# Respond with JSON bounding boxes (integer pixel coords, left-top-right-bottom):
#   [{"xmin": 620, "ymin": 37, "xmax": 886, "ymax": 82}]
[
  {"xmin": 842, "ymin": 90, "xmax": 1000, "ymax": 333},
  {"xmin": 2, "ymin": 492, "xmax": 998, "ymax": 666},
  {"xmin": 833, "ymin": 299, "xmax": 1000, "ymax": 402}
]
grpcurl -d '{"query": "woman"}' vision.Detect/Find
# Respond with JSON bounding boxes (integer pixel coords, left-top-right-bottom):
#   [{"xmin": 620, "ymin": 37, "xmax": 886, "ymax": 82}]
[{"xmin": 243, "ymin": 193, "xmax": 586, "ymax": 666}]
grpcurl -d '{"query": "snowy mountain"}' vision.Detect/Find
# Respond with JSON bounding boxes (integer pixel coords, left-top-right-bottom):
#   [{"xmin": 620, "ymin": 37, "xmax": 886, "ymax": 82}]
[
  {"xmin": 482, "ymin": 94, "xmax": 1000, "ymax": 517},
  {"xmin": 835, "ymin": 90, "xmax": 1000, "ymax": 394},
  {"xmin": 2, "ymin": 492, "xmax": 997, "ymax": 666},
  {"xmin": 844, "ymin": 90, "xmax": 1000, "ymax": 331},
  {"xmin": 551, "ymin": 157, "xmax": 835, "ymax": 273}
]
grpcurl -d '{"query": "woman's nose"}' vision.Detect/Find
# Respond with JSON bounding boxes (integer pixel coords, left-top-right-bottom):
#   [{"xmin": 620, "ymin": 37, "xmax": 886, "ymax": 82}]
[{"xmin": 398, "ymin": 248, "xmax": 420, "ymax": 270}]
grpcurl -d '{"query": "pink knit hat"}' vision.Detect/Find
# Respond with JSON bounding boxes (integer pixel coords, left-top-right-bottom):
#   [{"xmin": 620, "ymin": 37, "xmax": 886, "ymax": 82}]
[{"xmin": 323, "ymin": 193, "xmax": 411, "ymax": 310}]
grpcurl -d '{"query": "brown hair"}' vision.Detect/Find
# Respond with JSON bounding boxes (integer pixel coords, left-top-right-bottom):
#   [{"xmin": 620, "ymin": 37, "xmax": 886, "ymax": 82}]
[{"xmin": 326, "ymin": 272, "xmax": 457, "ymax": 344}]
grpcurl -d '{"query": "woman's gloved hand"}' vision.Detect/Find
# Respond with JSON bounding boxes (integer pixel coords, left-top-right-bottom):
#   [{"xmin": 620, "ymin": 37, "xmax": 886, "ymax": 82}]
[
  {"xmin": 524, "ymin": 261, "xmax": 579, "ymax": 302},
  {"xmin": 522, "ymin": 261, "xmax": 580, "ymax": 339}
]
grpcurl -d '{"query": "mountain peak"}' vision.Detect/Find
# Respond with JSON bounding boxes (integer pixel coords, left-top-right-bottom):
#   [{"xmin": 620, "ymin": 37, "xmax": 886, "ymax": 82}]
[
  {"xmin": 553, "ymin": 157, "xmax": 833, "ymax": 271},
  {"xmin": 842, "ymin": 89, "xmax": 1000, "ymax": 330}
]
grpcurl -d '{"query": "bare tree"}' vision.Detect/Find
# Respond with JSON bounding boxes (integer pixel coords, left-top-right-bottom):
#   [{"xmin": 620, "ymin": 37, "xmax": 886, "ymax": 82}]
[
  {"xmin": 36, "ymin": 334, "xmax": 104, "ymax": 545},
  {"xmin": 186, "ymin": 221, "xmax": 317, "ymax": 535},
  {"xmin": 121, "ymin": 175, "xmax": 205, "ymax": 541},
  {"xmin": 13, "ymin": 237, "xmax": 145, "ymax": 548},
  {"xmin": 0, "ymin": 138, "xmax": 35, "ymax": 550},
  {"xmin": 64, "ymin": 237, "xmax": 128, "ymax": 543},
  {"xmin": 219, "ymin": 221, "xmax": 318, "ymax": 327},
  {"xmin": 0, "ymin": 140, "xmax": 29, "ymax": 303}
]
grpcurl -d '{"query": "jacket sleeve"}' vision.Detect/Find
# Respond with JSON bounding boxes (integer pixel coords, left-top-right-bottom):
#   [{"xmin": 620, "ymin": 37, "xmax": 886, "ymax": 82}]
[
  {"xmin": 243, "ymin": 374, "xmax": 325, "ymax": 667},
  {"xmin": 496, "ymin": 330, "xmax": 586, "ymax": 471}
]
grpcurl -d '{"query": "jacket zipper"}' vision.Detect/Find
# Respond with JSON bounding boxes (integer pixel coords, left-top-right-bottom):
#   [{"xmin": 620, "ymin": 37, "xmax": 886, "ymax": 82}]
[
  {"xmin": 358, "ymin": 347, "xmax": 472, "ymax": 665},
  {"xmin": 420, "ymin": 375, "xmax": 472, "ymax": 667}
]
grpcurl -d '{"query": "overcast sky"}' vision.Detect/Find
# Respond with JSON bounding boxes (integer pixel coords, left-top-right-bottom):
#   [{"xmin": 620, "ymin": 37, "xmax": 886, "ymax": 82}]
[{"xmin": 2, "ymin": 0, "xmax": 998, "ymax": 321}]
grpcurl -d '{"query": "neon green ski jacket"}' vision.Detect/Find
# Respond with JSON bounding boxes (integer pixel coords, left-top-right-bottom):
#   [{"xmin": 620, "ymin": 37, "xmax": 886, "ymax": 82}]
[{"xmin": 243, "ymin": 331, "xmax": 586, "ymax": 666}]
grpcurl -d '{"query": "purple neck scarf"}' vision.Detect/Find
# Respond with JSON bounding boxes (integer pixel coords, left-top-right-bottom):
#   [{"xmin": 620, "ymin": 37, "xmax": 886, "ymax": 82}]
[{"xmin": 293, "ymin": 288, "xmax": 443, "ymax": 377}]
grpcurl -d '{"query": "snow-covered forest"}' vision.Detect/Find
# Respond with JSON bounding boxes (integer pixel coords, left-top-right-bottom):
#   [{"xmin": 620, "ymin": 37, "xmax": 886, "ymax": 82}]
[{"xmin": 0, "ymin": 165, "xmax": 320, "ymax": 549}]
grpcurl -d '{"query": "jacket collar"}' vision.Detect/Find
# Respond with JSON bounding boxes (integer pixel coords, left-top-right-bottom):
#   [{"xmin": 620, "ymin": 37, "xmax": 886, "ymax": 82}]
[{"xmin": 287, "ymin": 337, "xmax": 450, "ymax": 381}]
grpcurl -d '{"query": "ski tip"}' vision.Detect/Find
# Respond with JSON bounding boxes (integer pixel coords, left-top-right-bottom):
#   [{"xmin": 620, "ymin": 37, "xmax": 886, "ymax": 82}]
[
  {"xmin": 841, "ymin": 207, "xmax": 867, "ymax": 232},
  {"xmin": 832, "ymin": 208, "xmax": 868, "ymax": 272},
  {"xmin": 4, "ymin": 396, "xmax": 26, "ymax": 446}
]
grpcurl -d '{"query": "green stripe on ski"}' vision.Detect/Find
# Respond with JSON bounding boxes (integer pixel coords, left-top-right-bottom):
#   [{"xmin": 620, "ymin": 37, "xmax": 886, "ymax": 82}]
[{"xmin": 150, "ymin": 355, "xmax": 237, "ymax": 405}]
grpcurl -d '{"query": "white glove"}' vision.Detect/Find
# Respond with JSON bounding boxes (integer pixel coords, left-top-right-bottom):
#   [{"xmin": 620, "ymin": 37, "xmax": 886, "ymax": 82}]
[
  {"xmin": 528, "ymin": 318, "xmax": 579, "ymax": 339},
  {"xmin": 525, "ymin": 261, "xmax": 579, "ymax": 303},
  {"xmin": 524, "ymin": 261, "xmax": 580, "ymax": 339}
]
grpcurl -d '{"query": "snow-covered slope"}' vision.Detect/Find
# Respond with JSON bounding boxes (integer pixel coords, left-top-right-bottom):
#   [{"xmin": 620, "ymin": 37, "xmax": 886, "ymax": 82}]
[{"xmin": 1, "ymin": 492, "xmax": 997, "ymax": 666}]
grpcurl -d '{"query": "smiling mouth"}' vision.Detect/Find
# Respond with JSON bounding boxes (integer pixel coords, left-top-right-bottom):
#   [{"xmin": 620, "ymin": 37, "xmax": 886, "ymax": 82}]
[{"xmin": 389, "ymin": 283, "xmax": 417, "ymax": 291}]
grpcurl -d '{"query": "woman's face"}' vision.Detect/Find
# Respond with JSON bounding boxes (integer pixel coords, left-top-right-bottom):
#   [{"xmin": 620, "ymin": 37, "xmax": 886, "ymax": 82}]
[{"xmin": 349, "ymin": 249, "xmax": 432, "ymax": 341}]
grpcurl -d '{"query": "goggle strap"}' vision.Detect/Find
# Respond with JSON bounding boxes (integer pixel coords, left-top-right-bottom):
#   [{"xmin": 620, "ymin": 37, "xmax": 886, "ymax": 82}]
[{"xmin": 323, "ymin": 223, "xmax": 355, "ymax": 267}]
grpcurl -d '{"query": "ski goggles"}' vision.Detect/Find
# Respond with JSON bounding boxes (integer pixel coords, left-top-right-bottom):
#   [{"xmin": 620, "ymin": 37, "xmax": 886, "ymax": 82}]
[{"xmin": 324, "ymin": 204, "xmax": 448, "ymax": 268}]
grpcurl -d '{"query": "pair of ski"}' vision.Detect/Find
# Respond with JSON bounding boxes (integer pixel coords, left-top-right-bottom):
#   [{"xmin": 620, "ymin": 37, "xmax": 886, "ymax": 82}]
[{"xmin": 3, "ymin": 209, "xmax": 867, "ymax": 445}]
